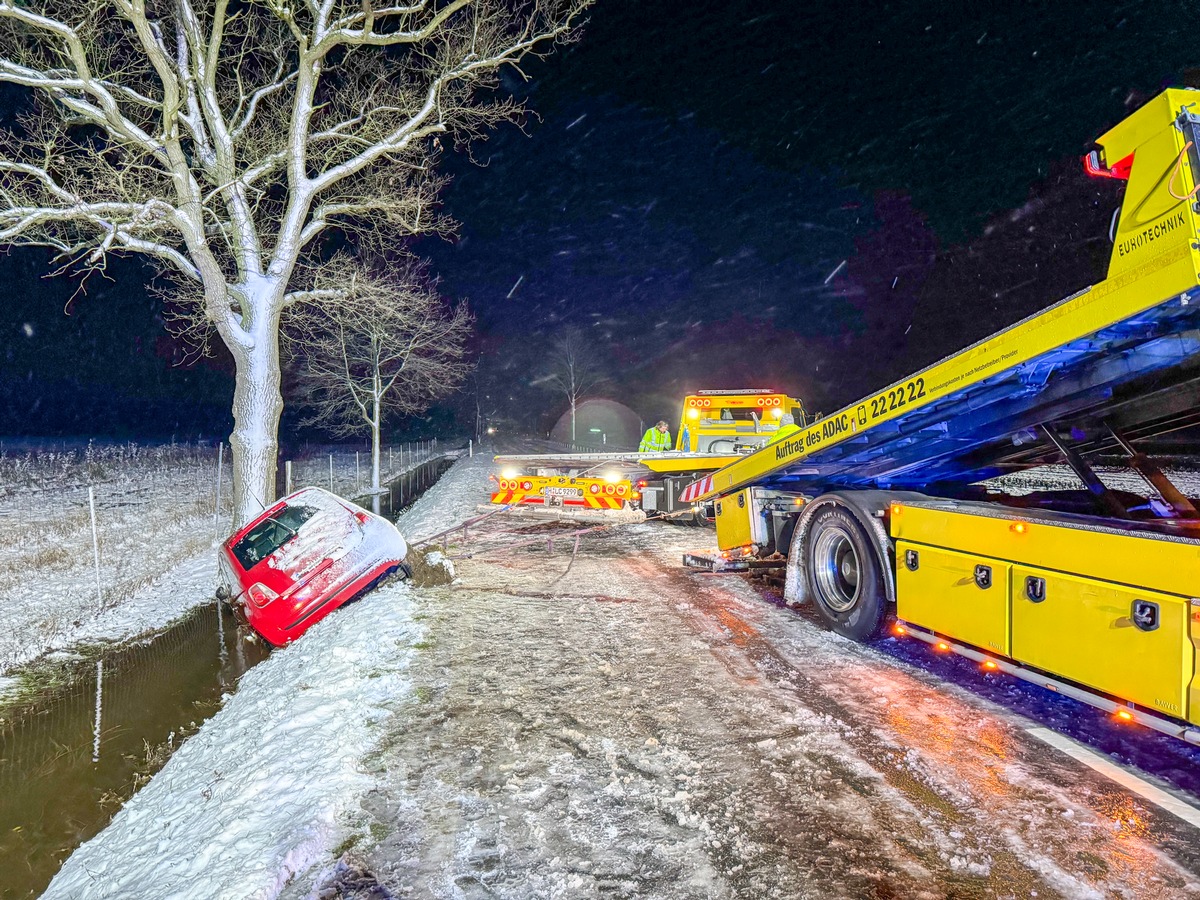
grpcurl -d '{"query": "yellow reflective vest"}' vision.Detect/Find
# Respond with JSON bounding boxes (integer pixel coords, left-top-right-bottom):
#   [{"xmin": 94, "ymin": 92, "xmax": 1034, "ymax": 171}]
[
  {"xmin": 768, "ymin": 423, "xmax": 801, "ymax": 444},
  {"xmin": 639, "ymin": 427, "xmax": 672, "ymax": 452}
]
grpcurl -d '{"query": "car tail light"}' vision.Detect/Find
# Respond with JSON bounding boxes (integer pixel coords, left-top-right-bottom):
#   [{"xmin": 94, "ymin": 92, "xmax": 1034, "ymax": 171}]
[
  {"xmin": 616, "ymin": 484, "xmax": 627, "ymax": 496},
  {"xmin": 355, "ymin": 511, "xmax": 370, "ymax": 524},
  {"xmin": 247, "ymin": 582, "xmax": 279, "ymax": 609},
  {"xmin": 605, "ymin": 484, "xmax": 616, "ymax": 495}
]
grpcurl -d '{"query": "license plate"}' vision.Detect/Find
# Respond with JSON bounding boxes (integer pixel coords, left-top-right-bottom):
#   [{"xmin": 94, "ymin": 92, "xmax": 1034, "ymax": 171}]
[{"xmin": 544, "ymin": 487, "xmax": 582, "ymax": 498}]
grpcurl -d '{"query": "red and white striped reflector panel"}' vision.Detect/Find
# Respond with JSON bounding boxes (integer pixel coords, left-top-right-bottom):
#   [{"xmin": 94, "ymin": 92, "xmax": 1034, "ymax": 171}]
[{"xmin": 678, "ymin": 475, "xmax": 713, "ymax": 503}]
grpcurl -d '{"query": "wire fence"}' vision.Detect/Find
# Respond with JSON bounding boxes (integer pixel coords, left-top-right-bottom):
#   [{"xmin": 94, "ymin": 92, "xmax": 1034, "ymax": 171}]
[
  {"xmin": 0, "ymin": 441, "xmax": 225, "ymax": 667},
  {"xmin": 283, "ymin": 438, "xmax": 444, "ymax": 499}
]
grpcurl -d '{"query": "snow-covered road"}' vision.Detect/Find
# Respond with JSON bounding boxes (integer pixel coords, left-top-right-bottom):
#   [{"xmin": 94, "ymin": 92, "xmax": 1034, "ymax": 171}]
[
  {"xmin": 46, "ymin": 452, "xmax": 1200, "ymax": 898},
  {"xmin": 311, "ymin": 521, "xmax": 1200, "ymax": 897}
]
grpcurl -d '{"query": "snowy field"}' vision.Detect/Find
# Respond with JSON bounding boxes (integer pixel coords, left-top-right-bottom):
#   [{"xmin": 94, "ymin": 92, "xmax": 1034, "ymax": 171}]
[{"xmin": 42, "ymin": 452, "xmax": 1200, "ymax": 898}]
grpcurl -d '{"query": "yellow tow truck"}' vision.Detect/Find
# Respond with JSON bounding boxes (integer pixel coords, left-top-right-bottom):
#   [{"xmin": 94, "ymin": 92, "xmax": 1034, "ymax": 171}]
[
  {"xmin": 682, "ymin": 88, "xmax": 1200, "ymax": 743},
  {"xmin": 491, "ymin": 389, "xmax": 805, "ymax": 522}
]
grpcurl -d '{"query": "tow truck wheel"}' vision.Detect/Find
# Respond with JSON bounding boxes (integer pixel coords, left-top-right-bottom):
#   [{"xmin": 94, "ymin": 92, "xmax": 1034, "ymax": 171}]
[{"xmin": 804, "ymin": 504, "xmax": 887, "ymax": 642}]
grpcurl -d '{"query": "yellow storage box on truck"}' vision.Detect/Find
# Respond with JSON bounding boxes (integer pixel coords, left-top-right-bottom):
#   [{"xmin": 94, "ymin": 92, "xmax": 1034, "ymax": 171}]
[{"xmin": 681, "ymin": 88, "xmax": 1200, "ymax": 743}]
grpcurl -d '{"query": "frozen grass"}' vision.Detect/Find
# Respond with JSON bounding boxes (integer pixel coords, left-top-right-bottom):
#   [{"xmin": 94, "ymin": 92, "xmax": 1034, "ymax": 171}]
[{"xmin": 0, "ymin": 442, "xmax": 227, "ymax": 669}]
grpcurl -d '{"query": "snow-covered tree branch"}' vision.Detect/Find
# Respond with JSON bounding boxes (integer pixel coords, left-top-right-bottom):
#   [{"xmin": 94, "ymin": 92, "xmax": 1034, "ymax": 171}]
[
  {"xmin": 0, "ymin": 0, "xmax": 590, "ymax": 524},
  {"xmin": 285, "ymin": 254, "xmax": 473, "ymax": 492}
]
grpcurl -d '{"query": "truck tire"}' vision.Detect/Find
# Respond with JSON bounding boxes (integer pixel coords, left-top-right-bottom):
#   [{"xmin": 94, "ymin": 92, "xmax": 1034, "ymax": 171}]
[{"xmin": 803, "ymin": 504, "xmax": 887, "ymax": 641}]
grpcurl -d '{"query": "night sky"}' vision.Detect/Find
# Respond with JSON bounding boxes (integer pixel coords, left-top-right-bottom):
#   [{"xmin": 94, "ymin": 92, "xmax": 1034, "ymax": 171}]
[{"xmin": 2, "ymin": 1, "xmax": 1198, "ymax": 441}]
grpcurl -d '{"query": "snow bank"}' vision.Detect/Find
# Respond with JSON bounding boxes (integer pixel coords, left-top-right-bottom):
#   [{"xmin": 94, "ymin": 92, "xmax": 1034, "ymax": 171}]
[
  {"xmin": 44, "ymin": 581, "xmax": 423, "ymax": 900},
  {"xmin": 395, "ymin": 449, "xmax": 495, "ymax": 543},
  {"xmin": 0, "ymin": 549, "xmax": 219, "ymax": 677}
]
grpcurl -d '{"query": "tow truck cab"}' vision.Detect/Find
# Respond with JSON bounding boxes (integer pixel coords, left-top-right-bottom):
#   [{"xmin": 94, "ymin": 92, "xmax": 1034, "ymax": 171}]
[{"xmin": 676, "ymin": 390, "xmax": 806, "ymax": 453}]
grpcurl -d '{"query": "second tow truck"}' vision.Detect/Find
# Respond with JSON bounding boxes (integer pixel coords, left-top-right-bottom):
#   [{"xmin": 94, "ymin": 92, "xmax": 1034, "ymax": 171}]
[{"xmin": 491, "ymin": 389, "xmax": 806, "ymax": 522}]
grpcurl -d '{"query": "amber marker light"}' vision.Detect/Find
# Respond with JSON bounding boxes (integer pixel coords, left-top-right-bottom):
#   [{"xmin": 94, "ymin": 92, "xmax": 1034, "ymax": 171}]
[
  {"xmin": 983, "ymin": 660, "xmax": 998, "ymax": 671},
  {"xmin": 1116, "ymin": 709, "xmax": 1134, "ymax": 723},
  {"xmin": 1010, "ymin": 521, "xmax": 1029, "ymax": 535},
  {"xmin": 890, "ymin": 502, "xmax": 902, "ymax": 517},
  {"xmin": 936, "ymin": 641, "xmax": 950, "ymax": 652}
]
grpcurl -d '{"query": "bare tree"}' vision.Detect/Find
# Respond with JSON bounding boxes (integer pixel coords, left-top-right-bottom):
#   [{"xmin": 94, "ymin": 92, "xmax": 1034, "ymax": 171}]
[
  {"xmin": 536, "ymin": 326, "xmax": 608, "ymax": 443},
  {"xmin": 287, "ymin": 255, "xmax": 472, "ymax": 494},
  {"xmin": 0, "ymin": 0, "xmax": 590, "ymax": 525}
]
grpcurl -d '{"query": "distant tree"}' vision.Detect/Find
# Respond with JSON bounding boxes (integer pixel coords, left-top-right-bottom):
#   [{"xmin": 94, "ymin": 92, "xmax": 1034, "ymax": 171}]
[
  {"xmin": 0, "ymin": 0, "xmax": 590, "ymax": 525},
  {"xmin": 537, "ymin": 327, "xmax": 608, "ymax": 443},
  {"xmin": 286, "ymin": 256, "xmax": 472, "ymax": 494}
]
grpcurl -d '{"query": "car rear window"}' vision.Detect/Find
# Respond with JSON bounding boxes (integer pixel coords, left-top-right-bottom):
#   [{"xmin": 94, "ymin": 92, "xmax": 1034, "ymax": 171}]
[{"xmin": 231, "ymin": 504, "xmax": 319, "ymax": 569}]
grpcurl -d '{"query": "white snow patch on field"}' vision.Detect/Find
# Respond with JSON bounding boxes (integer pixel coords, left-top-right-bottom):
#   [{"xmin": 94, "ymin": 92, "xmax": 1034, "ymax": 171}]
[{"xmin": 986, "ymin": 462, "xmax": 1200, "ymax": 498}]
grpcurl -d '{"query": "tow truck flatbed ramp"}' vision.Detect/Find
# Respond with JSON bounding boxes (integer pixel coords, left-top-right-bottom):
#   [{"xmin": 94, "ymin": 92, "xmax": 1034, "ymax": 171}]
[
  {"xmin": 687, "ymin": 255, "xmax": 1200, "ymax": 501},
  {"xmin": 677, "ymin": 88, "xmax": 1200, "ymax": 746}
]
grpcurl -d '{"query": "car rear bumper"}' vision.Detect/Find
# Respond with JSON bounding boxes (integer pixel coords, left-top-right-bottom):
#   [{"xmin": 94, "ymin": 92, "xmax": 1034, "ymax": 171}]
[{"xmin": 246, "ymin": 554, "xmax": 405, "ymax": 647}]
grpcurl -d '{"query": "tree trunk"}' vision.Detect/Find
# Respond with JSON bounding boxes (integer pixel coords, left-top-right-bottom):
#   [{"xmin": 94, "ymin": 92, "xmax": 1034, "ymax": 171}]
[
  {"xmin": 371, "ymin": 398, "xmax": 382, "ymax": 493},
  {"xmin": 571, "ymin": 398, "xmax": 577, "ymax": 442},
  {"xmin": 228, "ymin": 295, "xmax": 284, "ymax": 529}
]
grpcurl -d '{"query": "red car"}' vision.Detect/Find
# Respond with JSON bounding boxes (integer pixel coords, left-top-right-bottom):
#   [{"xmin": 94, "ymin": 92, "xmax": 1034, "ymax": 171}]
[{"xmin": 217, "ymin": 487, "xmax": 409, "ymax": 647}]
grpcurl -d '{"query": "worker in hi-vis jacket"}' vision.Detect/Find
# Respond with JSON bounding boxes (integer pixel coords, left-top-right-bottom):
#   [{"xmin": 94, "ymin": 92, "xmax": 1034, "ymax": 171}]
[{"xmin": 639, "ymin": 420, "xmax": 672, "ymax": 452}]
